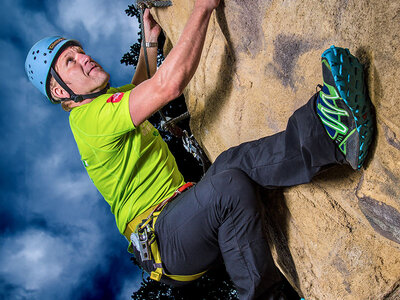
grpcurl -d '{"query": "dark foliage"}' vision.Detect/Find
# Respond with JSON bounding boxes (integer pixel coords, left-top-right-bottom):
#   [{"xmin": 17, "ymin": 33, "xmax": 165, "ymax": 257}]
[
  {"xmin": 131, "ymin": 264, "xmax": 238, "ymax": 300},
  {"xmin": 121, "ymin": 4, "xmax": 165, "ymax": 67}
]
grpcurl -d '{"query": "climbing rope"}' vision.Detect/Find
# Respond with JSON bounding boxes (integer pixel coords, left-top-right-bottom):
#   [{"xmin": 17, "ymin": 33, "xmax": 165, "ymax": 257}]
[{"xmin": 135, "ymin": 0, "xmax": 210, "ymax": 173}]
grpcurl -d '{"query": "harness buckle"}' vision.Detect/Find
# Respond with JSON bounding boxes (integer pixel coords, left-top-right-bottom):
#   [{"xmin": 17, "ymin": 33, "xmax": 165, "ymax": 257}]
[{"xmin": 150, "ymin": 271, "xmax": 162, "ymax": 281}]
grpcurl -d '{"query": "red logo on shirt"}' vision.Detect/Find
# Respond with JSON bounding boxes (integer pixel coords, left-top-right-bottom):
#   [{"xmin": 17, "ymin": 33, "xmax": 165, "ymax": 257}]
[{"xmin": 107, "ymin": 93, "xmax": 124, "ymax": 103}]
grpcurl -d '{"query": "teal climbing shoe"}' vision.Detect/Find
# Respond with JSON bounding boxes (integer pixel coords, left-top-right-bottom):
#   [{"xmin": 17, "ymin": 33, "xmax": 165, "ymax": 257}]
[{"xmin": 316, "ymin": 45, "xmax": 374, "ymax": 170}]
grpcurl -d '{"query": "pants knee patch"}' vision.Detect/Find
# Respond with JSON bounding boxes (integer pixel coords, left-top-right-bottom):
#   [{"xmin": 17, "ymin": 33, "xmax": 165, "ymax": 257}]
[{"xmin": 210, "ymin": 169, "xmax": 257, "ymax": 199}]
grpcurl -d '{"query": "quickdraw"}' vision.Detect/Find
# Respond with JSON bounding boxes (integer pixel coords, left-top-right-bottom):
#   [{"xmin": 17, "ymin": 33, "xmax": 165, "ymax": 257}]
[
  {"xmin": 136, "ymin": 0, "xmax": 173, "ymax": 9},
  {"xmin": 182, "ymin": 130, "xmax": 210, "ymax": 174}
]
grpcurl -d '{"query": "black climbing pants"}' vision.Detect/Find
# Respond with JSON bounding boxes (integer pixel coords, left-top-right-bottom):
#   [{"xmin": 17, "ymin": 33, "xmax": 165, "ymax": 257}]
[{"xmin": 154, "ymin": 94, "xmax": 346, "ymax": 299}]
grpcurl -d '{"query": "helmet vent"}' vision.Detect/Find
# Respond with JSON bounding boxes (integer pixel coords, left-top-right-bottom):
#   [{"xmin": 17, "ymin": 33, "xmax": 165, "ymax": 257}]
[{"xmin": 44, "ymin": 60, "xmax": 47, "ymax": 64}]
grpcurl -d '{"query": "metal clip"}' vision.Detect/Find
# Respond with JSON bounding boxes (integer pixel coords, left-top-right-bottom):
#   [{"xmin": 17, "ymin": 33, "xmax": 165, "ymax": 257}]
[
  {"xmin": 136, "ymin": 0, "xmax": 172, "ymax": 9},
  {"xmin": 131, "ymin": 228, "xmax": 152, "ymax": 261}
]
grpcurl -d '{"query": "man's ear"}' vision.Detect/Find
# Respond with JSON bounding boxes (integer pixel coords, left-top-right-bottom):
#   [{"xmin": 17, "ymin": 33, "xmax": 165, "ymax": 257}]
[{"xmin": 52, "ymin": 86, "xmax": 70, "ymax": 99}]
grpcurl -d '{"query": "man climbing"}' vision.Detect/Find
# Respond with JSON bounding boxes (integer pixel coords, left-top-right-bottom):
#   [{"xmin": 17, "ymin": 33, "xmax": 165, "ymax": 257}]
[{"xmin": 25, "ymin": 0, "xmax": 374, "ymax": 299}]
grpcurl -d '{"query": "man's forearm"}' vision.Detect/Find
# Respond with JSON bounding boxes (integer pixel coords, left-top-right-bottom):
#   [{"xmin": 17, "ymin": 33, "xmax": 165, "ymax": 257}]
[
  {"xmin": 154, "ymin": 4, "xmax": 215, "ymax": 96},
  {"xmin": 131, "ymin": 43, "xmax": 158, "ymax": 85}
]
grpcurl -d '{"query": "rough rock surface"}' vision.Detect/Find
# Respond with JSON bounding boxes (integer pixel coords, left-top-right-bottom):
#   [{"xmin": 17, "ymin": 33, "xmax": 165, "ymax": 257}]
[{"xmin": 152, "ymin": 0, "xmax": 400, "ymax": 298}]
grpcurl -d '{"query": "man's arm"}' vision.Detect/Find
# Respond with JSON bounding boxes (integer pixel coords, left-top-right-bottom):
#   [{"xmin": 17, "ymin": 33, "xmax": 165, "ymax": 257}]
[
  {"xmin": 131, "ymin": 9, "xmax": 161, "ymax": 86},
  {"xmin": 129, "ymin": 0, "xmax": 220, "ymax": 126}
]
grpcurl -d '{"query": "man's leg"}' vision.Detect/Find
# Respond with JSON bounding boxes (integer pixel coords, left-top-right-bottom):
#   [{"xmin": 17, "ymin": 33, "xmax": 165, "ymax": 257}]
[
  {"xmin": 205, "ymin": 93, "xmax": 346, "ymax": 188},
  {"xmin": 205, "ymin": 46, "xmax": 374, "ymax": 188},
  {"xmin": 155, "ymin": 169, "xmax": 282, "ymax": 299}
]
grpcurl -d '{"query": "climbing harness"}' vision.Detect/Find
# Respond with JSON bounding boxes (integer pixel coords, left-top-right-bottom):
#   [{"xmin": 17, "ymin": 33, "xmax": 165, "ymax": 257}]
[
  {"xmin": 125, "ymin": 182, "xmax": 208, "ymax": 283},
  {"xmin": 135, "ymin": 0, "xmax": 210, "ymax": 173}
]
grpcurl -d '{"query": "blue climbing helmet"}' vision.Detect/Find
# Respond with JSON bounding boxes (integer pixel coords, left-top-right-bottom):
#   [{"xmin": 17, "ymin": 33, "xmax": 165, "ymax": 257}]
[
  {"xmin": 25, "ymin": 36, "xmax": 110, "ymax": 104},
  {"xmin": 25, "ymin": 36, "xmax": 82, "ymax": 104}
]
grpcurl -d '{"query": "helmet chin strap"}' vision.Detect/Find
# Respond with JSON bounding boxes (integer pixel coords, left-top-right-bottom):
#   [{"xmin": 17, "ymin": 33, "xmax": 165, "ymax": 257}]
[{"xmin": 50, "ymin": 67, "xmax": 110, "ymax": 103}]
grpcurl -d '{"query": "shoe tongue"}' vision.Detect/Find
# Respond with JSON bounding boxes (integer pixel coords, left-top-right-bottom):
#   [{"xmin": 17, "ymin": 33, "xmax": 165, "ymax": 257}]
[{"xmin": 322, "ymin": 60, "xmax": 336, "ymax": 87}]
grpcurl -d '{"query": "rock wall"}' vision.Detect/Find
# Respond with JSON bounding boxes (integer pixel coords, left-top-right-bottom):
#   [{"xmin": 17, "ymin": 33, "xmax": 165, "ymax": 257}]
[{"xmin": 152, "ymin": 0, "xmax": 400, "ymax": 299}]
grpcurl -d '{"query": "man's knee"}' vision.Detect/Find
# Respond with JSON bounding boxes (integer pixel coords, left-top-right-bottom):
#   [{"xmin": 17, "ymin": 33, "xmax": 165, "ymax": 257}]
[{"xmin": 209, "ymin": 169, "xmax": 259, "ymax": 208}]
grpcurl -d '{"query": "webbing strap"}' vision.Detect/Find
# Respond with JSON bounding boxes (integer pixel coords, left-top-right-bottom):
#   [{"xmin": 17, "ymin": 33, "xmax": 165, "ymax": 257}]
[
  {"xmin": 150, "ymin": 240, "xmax": 207, "ymax": 282},
  {"xmin": 139, "ymin": 9, "xmax": 151, "ymax": 79},
  {"xmin": 141, "ymin": 183, "xmax": 207, "ymax": 282},
  {"xmin": 149, "ymin": 214, "xmax": 207, "ymax": 282}
]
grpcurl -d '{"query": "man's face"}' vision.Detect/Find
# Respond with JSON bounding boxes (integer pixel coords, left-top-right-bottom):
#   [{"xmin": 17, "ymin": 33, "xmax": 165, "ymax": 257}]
[{"xmin": 54, "ymin": 45, "xmax": 110, "ymax": 96}]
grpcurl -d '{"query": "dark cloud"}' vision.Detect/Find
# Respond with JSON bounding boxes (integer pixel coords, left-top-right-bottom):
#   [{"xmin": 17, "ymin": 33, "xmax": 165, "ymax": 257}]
[
  {"xmin": 0, "ymin": 0, "xmax": 142, "ymax": 299},
  {"xmin": 19, "ymin": 0, "xmax": 47, "ymax": 12}
]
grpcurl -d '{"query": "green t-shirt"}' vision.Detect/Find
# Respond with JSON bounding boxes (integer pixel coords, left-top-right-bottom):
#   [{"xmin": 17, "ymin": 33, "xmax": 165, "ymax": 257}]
[{"xmin": 69, "ymin": 84, "xmax": 185, "ymax": 234}]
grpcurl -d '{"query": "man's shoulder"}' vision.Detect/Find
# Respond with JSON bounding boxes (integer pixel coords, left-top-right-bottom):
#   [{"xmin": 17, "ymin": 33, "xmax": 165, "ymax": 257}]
[
  {"xmin": 93, "ymin": 84, "xmax": 135, "ymax": 106},
  {"xmin": 71, "ymin": 84, "xmax": 135, "ymax": 115},
  {"xmin": 69, "ymin": 84, "xmax": 136, "ymax": 135},
  {"xmin": 107, "ymin": 84, "xmax": 135, "ymax": 94}
]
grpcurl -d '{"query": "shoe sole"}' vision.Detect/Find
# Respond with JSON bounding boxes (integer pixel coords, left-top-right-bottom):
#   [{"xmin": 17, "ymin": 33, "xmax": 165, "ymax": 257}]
[{"xmin": 321, "ymin": 45, "xmax": 374, "ymax": 169}]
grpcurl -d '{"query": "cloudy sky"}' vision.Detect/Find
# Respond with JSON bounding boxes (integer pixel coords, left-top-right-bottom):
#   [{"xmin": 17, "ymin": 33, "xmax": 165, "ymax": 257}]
[{"xmin": 0, "ymin": 0, "xmax": 145, "ymax": 299}]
